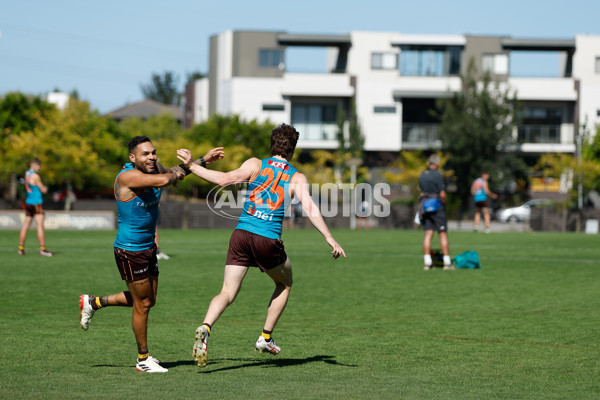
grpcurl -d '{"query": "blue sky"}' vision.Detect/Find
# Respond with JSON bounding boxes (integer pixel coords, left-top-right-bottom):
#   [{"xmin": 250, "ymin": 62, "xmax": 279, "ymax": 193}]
[{"xmin": 1, "ymin": 0, "xmax": 598, "ymax": 113}]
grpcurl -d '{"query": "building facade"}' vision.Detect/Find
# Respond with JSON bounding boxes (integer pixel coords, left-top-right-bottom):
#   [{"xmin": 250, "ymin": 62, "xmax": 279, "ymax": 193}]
[{"xmin": 186, "ymin": 30, "xmax": 600, "ymax": 161}]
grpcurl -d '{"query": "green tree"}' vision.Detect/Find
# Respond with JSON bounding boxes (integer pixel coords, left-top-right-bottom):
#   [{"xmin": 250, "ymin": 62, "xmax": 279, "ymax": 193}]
[
  {"xmin": 335, "ymin": 98, "xmax": 367, "ymax": 183},
  {"xmin": 435, "ymin": 58, "xmax": 526, "ymax": 215},
  {"xmin": 118, "ymin": 113, "xmax": 182, "ymax": 141},
  {"xmin": 6, "ymin": 98, "xmax": 126, "ymax": 206},
  {"xmin": 140, "ymin": 71, "xmax": 181, "ymax": 105},
  {"xmin": 187, "ymin": 114, "xmax": 273, "ymax": 159}
]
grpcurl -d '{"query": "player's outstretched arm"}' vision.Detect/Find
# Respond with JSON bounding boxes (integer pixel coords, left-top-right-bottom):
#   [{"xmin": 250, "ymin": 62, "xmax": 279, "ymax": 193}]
[
  {"xmin": 176, "ymin": 148, "xmax": 259, "ymax": 186},
  {"xmin": 291, "ymin": 173, "xmax": 346, "ymax": 259},
  {"xmin": 159, "ymin": 147, "xmax": 226, "ymax": 179}
]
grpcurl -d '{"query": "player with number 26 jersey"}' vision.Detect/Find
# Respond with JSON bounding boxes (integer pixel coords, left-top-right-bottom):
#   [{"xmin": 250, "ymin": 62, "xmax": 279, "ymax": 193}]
[{"xmin": 236, "ymin": 157, "xmax": 298, "ymax": 239}]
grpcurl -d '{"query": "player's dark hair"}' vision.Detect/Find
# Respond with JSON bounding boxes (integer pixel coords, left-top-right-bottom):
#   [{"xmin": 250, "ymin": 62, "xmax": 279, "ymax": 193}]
[
  {"xmin": 128, "ymin": 136, "xmax": 152, "ymax": 154},
  {"xmin": 30, "ymin": 157, "xmax": 41, "ymax": 165},
  {"xmin": 270, "ymin": 124, "xmax": 299, "ymax": 159}
]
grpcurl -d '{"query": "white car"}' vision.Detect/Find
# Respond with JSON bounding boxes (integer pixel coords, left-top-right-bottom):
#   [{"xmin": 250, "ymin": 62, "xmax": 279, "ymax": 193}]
[{"xmin": 495, "ymin": 199, "xmax": 553, "ymax": 223}]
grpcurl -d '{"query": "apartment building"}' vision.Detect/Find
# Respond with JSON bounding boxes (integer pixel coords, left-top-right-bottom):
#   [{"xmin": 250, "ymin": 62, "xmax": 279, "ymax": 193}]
[{"xmin": 186, "ymin": 30, "xmax": 600, "ymax": 164}]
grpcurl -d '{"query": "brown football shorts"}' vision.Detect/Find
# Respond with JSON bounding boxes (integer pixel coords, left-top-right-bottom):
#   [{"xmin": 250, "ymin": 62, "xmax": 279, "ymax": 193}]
[
  {"xmin": 226, "ymin": 229, "xmax": 287, "ymax": 272},
  {"xmin": 24, "ymin": 204, "xmax": 44, "ymax": 217},
  {"xmin": 114, "ymin": 245, "xmax": 159, "ymax": 281}
]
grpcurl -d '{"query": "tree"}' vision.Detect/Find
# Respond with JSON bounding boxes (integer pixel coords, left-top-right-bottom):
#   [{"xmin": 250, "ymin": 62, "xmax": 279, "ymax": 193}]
[
  {"xmin": 435, "ymin": 58, "xmax": 527, "ymax": 215},
  {"xmin": 140, "ymin": 71, "xmax": 181, "ymax": 105},
  {"xmin": 187, "ymin": 114, "xmax": 273, "ymax": 159},
  {"xmin": 334, "ymin": 98, "xmax": 367, "ymax": 184}
]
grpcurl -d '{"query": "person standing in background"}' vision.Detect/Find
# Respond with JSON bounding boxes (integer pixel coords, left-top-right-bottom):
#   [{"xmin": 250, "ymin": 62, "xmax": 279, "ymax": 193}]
[{"xmin": 18, "ymin": 158, "xmax": 54, "ymax": 256}]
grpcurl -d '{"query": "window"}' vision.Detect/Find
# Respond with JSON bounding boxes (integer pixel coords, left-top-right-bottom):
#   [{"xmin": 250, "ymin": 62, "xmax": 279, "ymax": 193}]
[
  {"xmin": 596, "ymin": 56, "xmax": 600, "ymax": 73},
  {"xmin": 262, "ymin": 104, "xmax": 285, "ymax": 111},
  {"xmin": 374, "ymin": 106, "xmax": 396, "ymax": 114},
  {"xmin": 399, "ymin": 46, "xmax": 461, "ymax": 76},
  {"xmin": 371, "ymin": 52, "xmax": 398, "ymax": 70},
  {"xmin": 482, "ymin": 53, "xmax": 509, "ymax": 75},
  {"xmin": 259, "ymin": 49, "xmax": 284, "ymax": 68},
  {"xmin": 291, "ymin": 104, "xmax": 338, "ymax": 141}
]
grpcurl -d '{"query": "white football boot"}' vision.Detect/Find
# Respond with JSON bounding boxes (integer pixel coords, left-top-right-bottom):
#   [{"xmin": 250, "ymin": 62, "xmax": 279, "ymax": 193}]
[
  {"xmin": 255, "ymin": 336, "xmax": 281, "ymax": 355},
  {"xmin": 136, "ymin": 356, "xmax": 168, "ymax": 373},
  {"xmin": 79, "ymin": 294, "xmax": 96, "ymax": 331}
]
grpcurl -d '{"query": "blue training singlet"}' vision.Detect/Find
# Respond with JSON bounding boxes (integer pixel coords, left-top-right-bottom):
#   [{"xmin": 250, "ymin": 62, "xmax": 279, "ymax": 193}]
[
  {"xmin": 113, "ymin": 163, "xmax": 162, "ymax": 251},
  {"xmin": 25, "ymin": 169, "xmax": 43, "ymax": 205},
  {"xmin": 235, "ymin": 157, "xmax": 298, "ymax": 240},
  {"xmin": 473, "ymin": 178, "xmax": 487, "ymax": 202}
]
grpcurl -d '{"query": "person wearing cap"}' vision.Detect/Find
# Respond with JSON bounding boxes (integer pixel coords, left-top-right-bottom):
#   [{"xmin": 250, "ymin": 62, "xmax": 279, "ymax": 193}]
[{"xmin": 418, "ymin": 154, "xmax": 453, "ymax": 270}]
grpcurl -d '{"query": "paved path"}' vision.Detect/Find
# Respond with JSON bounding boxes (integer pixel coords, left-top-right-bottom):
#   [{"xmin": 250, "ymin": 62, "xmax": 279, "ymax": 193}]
[{"xmin": 448, "ymin": 220, "xmax": 531, "ymax": 232}]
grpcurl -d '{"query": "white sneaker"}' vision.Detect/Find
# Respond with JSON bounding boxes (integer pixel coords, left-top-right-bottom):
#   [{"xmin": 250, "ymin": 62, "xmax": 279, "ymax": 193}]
[
  {"xmin": 255, "ymin": 336, "xmax": 281, "ymax": 355},
  {"xmin": 193, "ymin": 325, "xmax": 209, "ymax": 367},
  {"xmin": 79, "ymin": 294, "xmax": 96, "ymax": 331},
  {"xmin": 156, "ymin": 252, "xmax": 170, "ymax": 260},
  {"xmin": 443, "ymin": 265, "xmax": 456, "ymax": 271},
  {"xmin": 136, "ymin": 356, "xmax": 168, "ymax": 373},
  {"xmin": 424, "ymin": 264, "xmax": 433, "ymax": 270}
]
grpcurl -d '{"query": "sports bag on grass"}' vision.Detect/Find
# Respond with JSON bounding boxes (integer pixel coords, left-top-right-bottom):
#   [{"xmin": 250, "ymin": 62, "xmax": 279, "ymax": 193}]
[{"xmin": 453, "ymin": 251, "xmax": 481, "ymax": 269}]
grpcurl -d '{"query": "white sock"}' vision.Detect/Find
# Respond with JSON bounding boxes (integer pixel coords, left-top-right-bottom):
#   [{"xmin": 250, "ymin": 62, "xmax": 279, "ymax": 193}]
[
  {"xmin": 424, "ymin": 254, "xmax": 432, "ymax": 266},
  {"xmin": 443, "ymin": 255, "xmax": 451, "ymax": 265}
]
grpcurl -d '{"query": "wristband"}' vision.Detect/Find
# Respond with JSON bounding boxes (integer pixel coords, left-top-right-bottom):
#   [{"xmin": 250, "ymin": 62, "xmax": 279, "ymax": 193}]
[
  {"xmin": 198, "ymin": 156, "xmax": 206, "ymax": 168},
  {"xmin": 178, "ymin": 163, "xmax": 191, "ymax": 176}
]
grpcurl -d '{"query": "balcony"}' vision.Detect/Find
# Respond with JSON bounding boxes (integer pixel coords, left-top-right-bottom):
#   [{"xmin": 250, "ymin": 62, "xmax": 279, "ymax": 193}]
[
  {"xmin": 516, "ymin": 123, "xmax": 575, "ymax": 153},
  {"xmin": 401, "ymin": 123, "xmax": 441, "ymax": 149}
]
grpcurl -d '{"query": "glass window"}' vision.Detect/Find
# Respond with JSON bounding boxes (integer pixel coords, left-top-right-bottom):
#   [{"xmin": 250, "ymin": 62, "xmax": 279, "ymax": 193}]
[
  {"xmin": 374, "ymin": 106, "xmax": 396, "ymax": 113},
  {"xmin": 371, "ymin": 52, "xmax": 398, "ymax": 70},
  {"xmin": 262, "ymin": 104, "xmax": 285, "ymax": 111},
  {"xmin": 400, "ymin": 49, "xmax": 445, "ymax": 76},
  {"xmin": 482, "ymin": 54, "xmax": 508, "ymax": 75},
  {"xmin": 291, "ymin": 104, "xmax": 338, "ymax": 141},
  {"xmin": 259, "ymin": 49, "xmax": 284, "ymax": 68}
]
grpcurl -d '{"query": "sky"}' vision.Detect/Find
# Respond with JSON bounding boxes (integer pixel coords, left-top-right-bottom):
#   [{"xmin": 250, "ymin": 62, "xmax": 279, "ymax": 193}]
[{"xmin": 1, "ymin": 0, "xmax": 599, "ymax": 114}]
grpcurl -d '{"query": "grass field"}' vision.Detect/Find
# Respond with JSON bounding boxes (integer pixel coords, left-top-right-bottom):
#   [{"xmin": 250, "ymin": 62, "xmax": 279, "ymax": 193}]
[{"xmin": 1, "ymin": 227, "xmax": 599, "ymax": 399}]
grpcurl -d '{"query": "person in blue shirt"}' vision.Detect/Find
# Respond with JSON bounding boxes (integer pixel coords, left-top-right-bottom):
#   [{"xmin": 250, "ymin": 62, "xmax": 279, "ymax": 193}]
[
  {"xmin": 78, "ymin": 135, "xmax": 223, "ymax": 373},
  {"xmin": 418, "ymin": 154, "xmax": 452, "ymax": 270},
  {"xmin": 18, "ymin": 158, "xmax": 54, "ymax": 256},
  {"xmin": 471, "ymin": 171, "xmax": 497, "ymax": 233},
  {"xmin": 177, "ymin": 123, "xmax": 346, "ymax": 368}
]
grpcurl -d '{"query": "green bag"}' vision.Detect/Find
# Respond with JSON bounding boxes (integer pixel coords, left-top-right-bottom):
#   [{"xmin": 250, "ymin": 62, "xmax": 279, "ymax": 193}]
[{"xmin": 453, "ymin": 251, "xmax": 481, "ymax": 269}]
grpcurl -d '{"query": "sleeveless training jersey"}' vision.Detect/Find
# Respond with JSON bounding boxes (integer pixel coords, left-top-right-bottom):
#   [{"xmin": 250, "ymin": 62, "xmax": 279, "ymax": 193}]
[
  {"xmin": 473, "ymin": 178, "xmax": 487, "ymax": 202},
  {"xmin": 235, "ymin": 157, "xmax": 298, "ymax": 240},
  {"xmin": 25, "ymin": 169, "xmax": 43, "ymax": 205},
  {"xmin": 113, "ymin": 163, "xmax": 162, "ymax": 251}
]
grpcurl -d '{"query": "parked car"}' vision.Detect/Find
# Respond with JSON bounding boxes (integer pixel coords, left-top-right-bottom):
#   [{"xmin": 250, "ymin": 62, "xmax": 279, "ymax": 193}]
[{"xmin": 495, "ymin": 199, "xmax": 554, "ymax": 222}]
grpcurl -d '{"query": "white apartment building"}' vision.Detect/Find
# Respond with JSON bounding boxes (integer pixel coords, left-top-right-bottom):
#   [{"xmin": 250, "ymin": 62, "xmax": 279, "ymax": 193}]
[{"xmin": 186, "ymin": 30, "xmax": 600, "ymax": 164}]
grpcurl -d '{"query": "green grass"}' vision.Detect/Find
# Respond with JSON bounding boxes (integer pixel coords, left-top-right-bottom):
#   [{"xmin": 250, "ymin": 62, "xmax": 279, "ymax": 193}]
[{"xmin": 1, "ymin": 228, "xmax": 599, "ymax": 399}]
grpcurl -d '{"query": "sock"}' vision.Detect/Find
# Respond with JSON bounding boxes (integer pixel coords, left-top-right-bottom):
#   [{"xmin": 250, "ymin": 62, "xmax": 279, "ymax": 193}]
[
  {"xmin": 202, "ymin": 323, "xmax": 211, "ymax": 335},
  {"xmin": 40, "ymin": 246, "xmax": 47, "ymax": 251},
  {"xmin": 443, "ymin": 255, "xmax": 452, "ymax": 265},
  {"xmin": 90, "ymin": 296, "xmax": 107, "ymax": 311},
  {"xmin": 261, "ymin": 329, "xmax": 272, "ymax": 341},
  {"xmin": 424, "ymin": 254, "xmax": 432, "ymax": 266},
  {"xmin": 138, "ymin": 353, "xmax": 149, "ymax": 362},
  {"xmin": 18, "ymin": 245, "xmax": 24, "ymax": 251}
]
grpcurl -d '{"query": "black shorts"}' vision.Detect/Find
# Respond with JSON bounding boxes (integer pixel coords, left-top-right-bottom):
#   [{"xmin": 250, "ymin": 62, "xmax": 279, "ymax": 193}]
[
  {"xmin": 114, "ymin": 245, "xmax": 159, "ymax": 281},
  {"xmin": 422, "ymin": 209, "xmax": 448, "ymax": 232},
  {"xmin": 475, "ymin": 200, "xmax": 489, "ymax": 208},
  {"xmin": 226, "ymin": 229, "xmax": 287, "ymax": 272},
  {"xmin": 24, "ymin": 204, "xmax": 44, "ymax": 217}
]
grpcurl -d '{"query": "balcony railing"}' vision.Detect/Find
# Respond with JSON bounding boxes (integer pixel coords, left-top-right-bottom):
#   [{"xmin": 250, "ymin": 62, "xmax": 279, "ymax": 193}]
[
  {"xmin": 402, "ymin": 123, "xmax": 440, "ymax": 145},
  {"xmin": 517, "ymin": 124, "xmax": 561, "ymax": 144}
]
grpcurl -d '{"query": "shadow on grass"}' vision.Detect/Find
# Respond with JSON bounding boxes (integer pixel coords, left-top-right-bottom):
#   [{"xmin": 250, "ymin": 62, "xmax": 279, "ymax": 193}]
[
  {"xmin": 187, "ymin": 355, "xmax": 358, "ymax": 373},
  {"xmin": 92, "ymin": 355, "xmax": 356, "ymax": 372}
]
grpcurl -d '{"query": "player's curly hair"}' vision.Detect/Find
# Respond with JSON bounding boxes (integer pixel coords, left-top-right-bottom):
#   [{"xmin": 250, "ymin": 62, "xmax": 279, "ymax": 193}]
[
  {"xmin": 128, "ymin": 136, "xmax": 152, "ymax": 154},
  {"xmin": 270, "ymin": 124, "xmax": 299, "ymax": 159}
]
